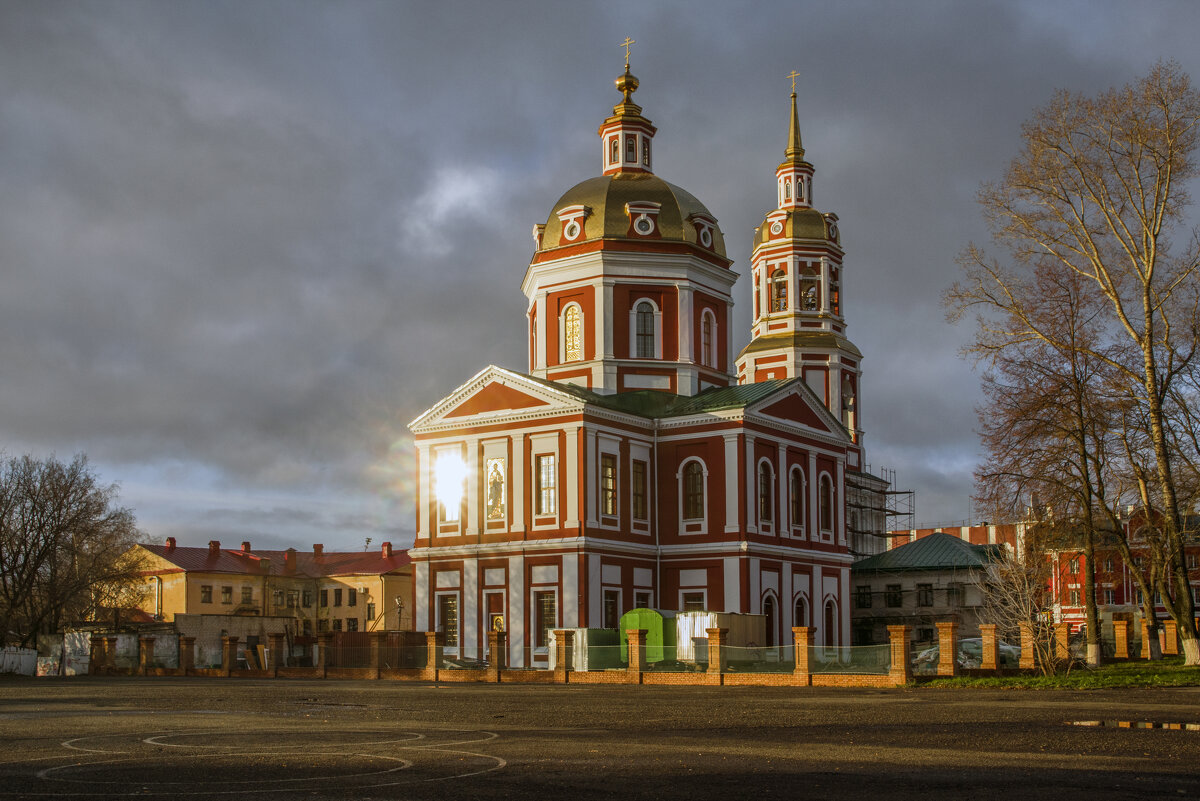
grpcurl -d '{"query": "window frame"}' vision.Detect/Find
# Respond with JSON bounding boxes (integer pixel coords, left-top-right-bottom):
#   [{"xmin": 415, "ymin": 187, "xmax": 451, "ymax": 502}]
[
  {"xmin": 600, "ymin": 453, "xmax": 618, "ymax": 518},
  {"xmin": 789, "ymin": 467, "xmax": 806, "ymax": 535},
  {"xmin": 769, "ymin": 268, "xmax": 787, "ymax": 312},
  {"xmin": 561, "ymin": 302, "xmax": 583, "ymax": 363},
  {"xmin": 885, "ymin": 584, "xmax": 902, "ymax": 608},
  {"xmin": 679, "ymin": 458, "xmax": 707, "ymax": 531},
  {"xmin": 535, "ymin": 453, "xmax": 558, "ymax": 517},
  {"xmin": 631, "ymin": 459, "xmax": 648, "ymax": 521}
]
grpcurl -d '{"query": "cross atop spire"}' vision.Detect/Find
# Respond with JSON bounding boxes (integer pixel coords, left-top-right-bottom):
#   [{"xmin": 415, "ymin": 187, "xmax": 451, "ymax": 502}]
[
  {"xmin": 621, "ymin": 37, "xmax": 636, "ymax": 67},
  {"xmin": 787, "ymin": 69, "xmax": 800, "ymax": 93},
  {"xmin": 785, "ymin": 85, "xmax": 805, "ymax": 161}
]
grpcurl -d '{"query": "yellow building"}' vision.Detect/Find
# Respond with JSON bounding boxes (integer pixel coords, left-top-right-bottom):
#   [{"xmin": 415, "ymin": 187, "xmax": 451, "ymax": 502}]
[{"xmin": 127, "ymin": 538, "xmax": 413, "ymax": 635}]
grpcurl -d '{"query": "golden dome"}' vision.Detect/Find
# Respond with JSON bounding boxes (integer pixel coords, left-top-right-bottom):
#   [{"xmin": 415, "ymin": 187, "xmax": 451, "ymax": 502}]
[
  {"xmin": 753, "ymin": 208, "xmax": 840, "ymax": 248},
  {"xmin": 539, "ymin": 172, "xmax": 727, "ymax": 259}
]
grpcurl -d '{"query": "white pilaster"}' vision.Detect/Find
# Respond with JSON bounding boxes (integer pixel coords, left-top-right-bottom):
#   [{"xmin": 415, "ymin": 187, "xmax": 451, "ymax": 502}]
[
  {"xmin": 511, "ymin": 434, "xmax": 525, "ymax": 533},
  {"xmin": 462, "ymin": 558, "xmax": 479, "ymax": 659},
  {"xmin": 837, "ymin": 458, "xmax": 846, "ymax": 546},
  {"xmin": 723, "ymin": 433, "xmax": 740, "ymax": 533},
  {"xmin": 776, "ymin": 441, "xmax": 787, "ymax": 534},
  {"xmin": 749, "ymin": 557, "xmax": 760, "ymax": 611},
  {"xmin": 820, "ymin": 257, "xmax": 830, "ymax": 314},
  {"xmin": 563, "ymin": 555, "xmax": 579, "ymax": 628},
  {"xmin": 586, "ymin": 430, "xmax": 598, "ymax": 526},
  {"xmin": 535, "ymin": 293, "xmax": 548, "ymax": 371},
  {"xmin": 416, "ymin": 443, "xmax": 431, "ymax": 540},
  {"xmin": 723, "ymin": 556, "xmax": 740, "ymax": 613},
  {"xmin": 413, "ymin": 561, "xmax": 429, "ymax": 632},
  {"xmin": 464, "ymin": 437, "xmax": 480, "ymax": 536},
  {"xmin": 679, "ymin": 285, "xmax": 693, "ymax": 363},
  {"xmin": 744, "ymin": 434, "xmax": 757, "ymax": 534},
  {"xmin": 507, "ymin": 554, "xmax": 525, "ymax": 667},
  {"xmin": 564, "ymin": 425, "xmax": 580, "ymax": 528},
  {"xmin": 601, "ymin": 280, "xmax": 615, "ymax": 359}
]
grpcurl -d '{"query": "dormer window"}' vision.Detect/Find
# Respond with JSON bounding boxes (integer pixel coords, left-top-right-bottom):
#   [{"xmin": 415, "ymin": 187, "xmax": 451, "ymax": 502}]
[
  {"xmin": 625, "ymin": 201, "xmax": 662, "ymax": 238},
  {"xmin": 688, "ymin": 212, "xmax": 717, "ymax": 250},
  {"xmin": 555, "ymin": 204, "xmax": 591, "ymax": 245}
]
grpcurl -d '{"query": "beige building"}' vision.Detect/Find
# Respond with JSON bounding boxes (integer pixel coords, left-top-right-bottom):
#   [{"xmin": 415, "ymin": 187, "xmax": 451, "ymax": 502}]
[{"xmin": 126, "ymin": 538, "xmax": 413, "ymax": 636}]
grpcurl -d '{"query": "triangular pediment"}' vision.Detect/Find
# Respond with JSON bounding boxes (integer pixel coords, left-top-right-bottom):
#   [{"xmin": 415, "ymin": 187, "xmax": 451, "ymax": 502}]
[
  {"xmin": 747, "ymin": 380, "xmax": 849, "ymax": 442},
  {"xmin": 759, "ymin": 393, "xmax": 831, "ymax": 431},
  {"xmin": 410, "ymin": 366, "xmax": 587, "ymax": 433}
]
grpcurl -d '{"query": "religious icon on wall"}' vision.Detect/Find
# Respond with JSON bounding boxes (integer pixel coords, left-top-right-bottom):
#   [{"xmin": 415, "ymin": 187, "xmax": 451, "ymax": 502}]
[{"xmin": 486, "ymin": 458, "xmax": 506, "ymax": 520}]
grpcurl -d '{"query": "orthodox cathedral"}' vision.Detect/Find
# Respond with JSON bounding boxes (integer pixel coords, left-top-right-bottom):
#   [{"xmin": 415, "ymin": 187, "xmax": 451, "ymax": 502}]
[{"xmin": 409, "ymin": 60, "xmax": 889, "ymax": 667}]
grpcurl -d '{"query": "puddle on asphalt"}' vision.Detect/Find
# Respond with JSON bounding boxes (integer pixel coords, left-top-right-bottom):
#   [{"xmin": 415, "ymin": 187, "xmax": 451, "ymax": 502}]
[{"xmin": 1071, "ymin": 720, "xmax": 1200, "ymax": 730}]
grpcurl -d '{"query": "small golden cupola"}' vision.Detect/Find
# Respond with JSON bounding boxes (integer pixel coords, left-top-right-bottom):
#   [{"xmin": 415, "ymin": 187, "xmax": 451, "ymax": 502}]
[{"xmin": 598, "ymin": 40, "xmax": 657, "ymax": 176}]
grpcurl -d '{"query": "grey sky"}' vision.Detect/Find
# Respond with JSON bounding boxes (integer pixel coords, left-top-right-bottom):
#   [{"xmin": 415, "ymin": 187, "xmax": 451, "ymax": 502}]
[{"xmin": 4, "ymin": 0, "xmax": 1199, "ymax": 551}]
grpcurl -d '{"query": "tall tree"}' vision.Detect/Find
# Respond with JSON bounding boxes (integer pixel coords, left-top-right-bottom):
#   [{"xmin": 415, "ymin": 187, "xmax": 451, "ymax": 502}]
[
  {"xmin": 0, "ymin": 454, "xmax": 143, "ymax": 646},
  {"xmin": 948, "ymin": 62, "xmax": 1200, "ymax": 665}
]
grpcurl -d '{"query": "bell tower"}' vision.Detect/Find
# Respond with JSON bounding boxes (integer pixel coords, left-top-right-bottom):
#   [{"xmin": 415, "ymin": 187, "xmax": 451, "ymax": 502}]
[{"xmin": 736, "ymin": 78, "xmax": 864, "ymax": 451}]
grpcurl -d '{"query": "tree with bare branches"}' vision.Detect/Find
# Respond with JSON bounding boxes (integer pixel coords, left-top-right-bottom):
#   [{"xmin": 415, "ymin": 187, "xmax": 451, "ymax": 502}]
[
  {"xmin": 947, "ymin": 62, "xmax": 1200, "ymax": 665},
  {"xmin": 0, "ymin": 454, "xmax": 143, "ymax": 646}
]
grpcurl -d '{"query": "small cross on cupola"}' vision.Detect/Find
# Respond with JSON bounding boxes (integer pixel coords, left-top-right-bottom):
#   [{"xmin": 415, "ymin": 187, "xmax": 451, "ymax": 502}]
[{"xmin": 598, "ymin": 37, "xmax": 657, "ymax": 176}]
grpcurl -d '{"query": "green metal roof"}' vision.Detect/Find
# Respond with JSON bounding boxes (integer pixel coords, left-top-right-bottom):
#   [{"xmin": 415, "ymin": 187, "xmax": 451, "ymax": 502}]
[
  {"xmin": 525, "ymin": 375, "xmax": 796, "ymax": 420},
  {"xmin": 853, "ymin": 532, "xmax": 1005, "ymax": 574}
]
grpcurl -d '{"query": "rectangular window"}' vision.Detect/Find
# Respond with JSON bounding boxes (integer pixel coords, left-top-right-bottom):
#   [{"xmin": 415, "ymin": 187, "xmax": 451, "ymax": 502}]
[
  {"xmin": 273, "ymin": 590, "xmax": 284, "ymax": 607},
  {"xmin": 603, "ymin": 589, "xmax": 620, "ymax": 629},
  {"xmin": 287, "ymin": 590, "xmax": 298, "ymax": 609},
  {"xmin": 917, "ymin": 584, "xmax": 933, "ymax": 607},
  {"xmin": 317, "ymin": 619, "xmax": 328, "ymax": 632},
  {"xmin": 601, "ymin": 454, "xmax": 617, "ymax": 517},
  {"xmin": 536, "ymin": 454, "xmax": 557, "ymax": 516},
  {"xmin": 1068, "ymin": 558, "xmax": 1079, "ymax": 573},
  {"xmin": 1189, "ymin": 554, "xmax": 1198, "ymax": 570},
  {"xmin": 1104, "ymin": 589, "xmax": 1116, "ymax": 605},
  {"xmin": 682, "ymin": 591, "xmax": 706, "ymax": 612},
  {"xmin": 438, "ymin": 594, "xmax": 459, "ymax": 648},
  {"xmin": 1069, "ymin": 589, "xmax": 1081, "ymax": 606},
  {"xmin": 332, "ymin": 618, "xmax": 342, "ymax": 631},
  {"xmin": 634, "ymin": 591, "xmax": 652, "ymax": 609},
  {"xmin": 366, "ymin": 602, "xmax": 376, "ymax": 623},
  {"xmin": 436, "ymin": 451, "xmax": 462, "ymax": 523},
  {"xmin": 885, "ymin": 584, "xmax": 902, "ymax": 608},
  {"xmin": 319, "ymin": 589, "xmax": 328, "ymax": 608},
  {"xmin": 346, "ymin": 618, "xmax": 358, "ymax": 632},
  {"xmin": 1104, "ymin": 557, "xmax": 1114, "ymax": 572},
  {"xmin": 221, "ymin": 586, "xmax": 233, "ymax": 605},
  {"xmin": 241, "ymin": 586, "xmax": 253, "ymax": 605},
  {"xmin": 855, "ymin": 586, "xmax": 872, "ymax": 609},
  {"xmin": 534, "ymin": 591, "xmax": 556, "ymax": 649},
  {"xmin": 348, "ymin": 588, "xmax": 357, "ymax": 607},
  {"xmin": 632, "ymin": 460, "xmax": 648, "ymax": 521},
  {"xmin": 200, "ymin": 585, "xmax": 213, "ymax": 604},
  {"xmin": 302, "ymin": 620, "xmax": 313, "ymax": 636},
  {"xmin": 303, "ymin": 590, "xmax": 313, "ymax": 608},
  {"xmin": 333, "ymin": 588, "xmax": 343, "ymax": 607}
]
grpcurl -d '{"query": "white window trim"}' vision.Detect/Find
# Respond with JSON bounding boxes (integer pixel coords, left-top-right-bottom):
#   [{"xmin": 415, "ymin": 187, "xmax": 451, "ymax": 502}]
[
  {"xmin": 756, "ymin": 457, "xmax": 775, "ymax": 535},
  {"xmin": 679, "ymin": 588, "xmax": 708, "ymax": 611},
  {"xmin": 789, "ymin": 466, "xmax": 806, "ymax": 539},
  {"xmin": 792, "ymin": 592, "xmax": 811, "ymax": 627},
  {"xmin": 435, "ymin": 590, "xmax": 461, "ymax": 656},
  {"xmin": 529, "ymin": 585, "xmax": 559, "ymax": 656},
  {"xmin": 818, "ymin": 471, "xmax": 835, "ymax": 543},
  {"xmin": 676, "ymin": 457, "xmax": 708, "ymax": 535},
  {"xmin": 598, "ymin": 445, "xmax": 620, "ymax": 525},
  {"xmin": 629, "ymin": 297, "xmax": 663, "ymax": 359},
  {"xmin": 700, "ymin": 308, "xmax": 717, "ymax": 368},
  {"xmin": 559, "ymin": 302, "xmax": 584, "ymax": 364}
]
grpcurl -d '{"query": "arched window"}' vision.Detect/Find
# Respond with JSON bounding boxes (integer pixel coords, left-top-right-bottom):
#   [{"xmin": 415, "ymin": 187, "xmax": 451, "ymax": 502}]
[
  {"xmin": 683, "ymin": 461, "xmax": 704, "ymax": 520},
  {"xmin": 770, "ymin": 269, "xmax": 787, "ymax": 312},
  {"xmin": 794, "ymin": 596, "xmax": 808, "ymax": 627},
  {"xmin": 758, "ymin": 461, "xmax": 774, "ymax": 523},
  {"xmin": 763, "ymin": 595, "xmax": 777, "ymax": 648},
  {"xmin": 635, "ymin": 301, "xmax": 655, "ymax": 358},
  {"xmin": 802, "ymin": 281, "xmax": 818, "ymax": 311},
  {"xmin": 563, "ymin": 304, "xmax": 582, "ymax": 362},
  {"xmin": 789, "ymin": 467, "xmax": 804, "ymax": 530},
  {"xmin": 783, "ymin": 177, "xmax": 792, "ymax": 200},
  {"xmin": 642, "ymin": 139, "xmax": 650, "ymax": 167},
  {"xmin": 819, "ymin": 475, "xmax": 834, "ymax": 532},
  {"xmin": 625, "ymin": 134, "xmax": 637, "ymax": 162},
  {"xmin": 609, "ymin": 137, "xmax": 619, "ymax": 164},
  {"xmin": 700, "ymin": 310, "xmax": 715, "ymax": 367},
  {"xmin": 824, "ymin": 599, "xmax": 837, "ymax": 648}
]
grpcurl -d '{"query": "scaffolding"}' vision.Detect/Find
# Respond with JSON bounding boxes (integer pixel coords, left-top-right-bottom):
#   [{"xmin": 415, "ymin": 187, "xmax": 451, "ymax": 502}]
[{"xmin": 845, "ymin": 466, "xmax": 915, "ymax": 558}]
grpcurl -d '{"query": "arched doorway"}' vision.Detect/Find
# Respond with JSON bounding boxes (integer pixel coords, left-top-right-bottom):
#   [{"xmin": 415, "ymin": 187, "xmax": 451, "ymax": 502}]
[{"xmin": 763, "ymin": 595, "xmax": 777, "ymax": 648}]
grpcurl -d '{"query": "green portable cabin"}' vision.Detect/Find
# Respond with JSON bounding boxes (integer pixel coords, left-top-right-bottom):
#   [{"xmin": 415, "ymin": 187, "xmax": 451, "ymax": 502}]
[{"xmin": 618, "ymin": 608, "xmax": 676, "ymax": 663}]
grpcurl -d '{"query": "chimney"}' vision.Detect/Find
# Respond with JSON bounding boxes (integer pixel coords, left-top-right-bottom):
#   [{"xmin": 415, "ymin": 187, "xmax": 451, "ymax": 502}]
[
  {"xmin": 382, "ymin": 541, "xmax": 393, "ymax": 558},
  {"xmin": 165, "ymin": 536, "xmax": 176, "ymax": 552},
  {"xmin": 208, "ymin": 540, "xmax": 220, "ymax": 557},
  {"xmin": 284, "ymin": 548, "xmax": 297, "ymax": 572},
  {"xmin": 241, "ymin": 541, "xmax": 251, "ymax": 553},
  {"xmin": 313, "ymin": 544, "xmax": 323, "ymax": 558}
]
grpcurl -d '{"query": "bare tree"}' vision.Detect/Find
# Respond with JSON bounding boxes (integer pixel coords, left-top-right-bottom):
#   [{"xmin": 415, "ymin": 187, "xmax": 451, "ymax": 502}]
[
  {"xmin": 981, "ymin": 540, "xmax": 1067, "ymax": 675},
  {"xmin": 0, "ymin": 454, "xmax": 143, "ymax": 646},
  {"xmin": 948, "ymin": 62, "xmax": 1200, "ymax": 665}
]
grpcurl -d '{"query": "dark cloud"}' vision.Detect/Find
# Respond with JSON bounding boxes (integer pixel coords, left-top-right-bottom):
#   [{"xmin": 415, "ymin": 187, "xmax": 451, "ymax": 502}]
[{"xmin": 4, "ymin": 0, "xmax": 1199, "ymax": 548}]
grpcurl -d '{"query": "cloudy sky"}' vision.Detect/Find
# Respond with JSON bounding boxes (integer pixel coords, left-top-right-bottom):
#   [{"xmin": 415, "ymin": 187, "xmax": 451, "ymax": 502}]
[{"xmin": 4, "ymin": 0, "xmax": 1200, "ymax": 552}]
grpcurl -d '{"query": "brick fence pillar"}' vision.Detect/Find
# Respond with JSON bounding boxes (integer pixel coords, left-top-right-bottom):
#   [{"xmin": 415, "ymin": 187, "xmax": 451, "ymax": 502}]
[
  {"xmin": 706, "ymin": 627, "xmax": 728, "ymax": 677},
  {"xmin": 1018, "ymin": 623, "xmax": 1036, "ymax": 669},
  {"xmin": 1141, "ymin": 620, "xmax": 1153, "ymax": 660},
  {"xmin": 1163, "ymin": 620, "xmax": 1179, "ymax": 656},
  {"xmin": 887, "ymin": 625, "xmax": 912, "ymax": 685},
  {"xmin": 423, "ymin": 631, "xmax": 442, "ymax": 681},
  {"xmin": 268, "ymin": 632, "xmax": 287, "ymax": 672},
  {"xmin": 552, "ymin": 630, "xmax": 574, "ymax": 683},
  {"xmin": 1113, "ymin": 619, "xmax": 1130, "ymax": 659},
  {"xmin": 317, "ymin": 632, "xmax": 333, "ymax": 676},
  {"xmin": 978, "ymin": 624, "xmax": 999, "ymax": 671},
  {"xmin": 1054, "ymin": 623, "xmax": 1070, "ymax": 661},
  {"xmin": 486, "ymin": 630, "xmax": 505, "ymax": 683},
  {"xmin": 369, "ymin": 631, "xmax": 387, "ymax": 678},
  {"xmin": 935, "ymin": 621, "xmax": 959, "ymax": 677},
  {"xmin": 104, "ymin": 636, "xmax": 118, "ymax": 672},
  {"xmin": 791, "ymin": 626, "xmax": 813, "ymax": 683},
  {"xmin": 138, "ymin": 636, "xmax": 156, "ymax": 675},
  {"xmin": 626, "ymin": 629, "xmax": 647, "ymax": 683},
  {"xmin": 88, "ymin": 635, "xmax": 105, "ymax": 675},
  {"xmin": 221, "ymin": 636, "xmax": 239, "ymax": 677},
  {"xmin": 179, "ymin": 636, "xmax": 196, "ymax": 673}
]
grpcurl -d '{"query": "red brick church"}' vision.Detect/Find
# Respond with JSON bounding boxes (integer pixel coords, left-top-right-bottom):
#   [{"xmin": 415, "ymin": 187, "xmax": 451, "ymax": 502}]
[{"xmin": 408, "ymin": 60, "xmax": 889, "ymax": 667}]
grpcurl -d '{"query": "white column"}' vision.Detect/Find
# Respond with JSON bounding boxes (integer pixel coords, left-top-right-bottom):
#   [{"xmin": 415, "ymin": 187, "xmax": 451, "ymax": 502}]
[
  {"xmin": 808, "ymin": 452, "xmax": 818, "ymax": 537},
  {"xmin": 812, "ymin": 564, "xmax": 824, "ymax": 645},
  {"xmin": 535, "ymin": 293, "xmax": 548, "ymax": 370},
  {"xmin": 820, "ymin": 257, "xmax": 830, "ymax": 314},
  {"xmin": 564, "ymin": 425, "xmax": 580, "ymax": 528},
  {"xmin": 723, "ymin": 556, "xmax": 740, "ymax": 613},
  {"xmin": 777, "ymin": 441, "xmax": 787, "ymax": 535},
  {"xmin": 783, "ymin": 563, "xmax": 794, "ymax": 642},
  {"xmin": 836, "ymin": 458, "xmax": 846, "ymax": 545},
  {"xmin": 679, "ymin": 285, "xmax": 694, "ymax": 362},
  {"xmin": 462, "ymin": 557, "xmax": 479, "ymax": 659},
  {"xmin": 416, "ymin": 444, "xmax": 431, "ymax": 540},
  {"xmin": 586, "ymin": 430, "xmax": 598, "ymax": 526},
  {"xmin": 744, "ymin": 434, "xmax": 757, "ymax": 534},
  {"xmin": 508, "ymin": 554, "xmax": 525, "ymax": 667},
  {"xmin": 464, "ymin": 437, "xmax": 480, "ymax": 537},
  {"xmin": 723, "ymin": 433, "xmax": 740, "ymax": 533},
  {"xmin": 413, "ymin": 561, "xmax": 429, "ymax": 632},
  {"xmin": 840, "ymin": 566, "xmax": 850, "ymax": 659},
  {"xmin": 588, "ymin": 554, "xmax": 602, "ymax": 629},
  {"xmin": 601, "ymin": 280, "xmax": 615, "ymax": 358},
  {"xmin": 749, "ymin": 558, "xmax": 760, "ymax": 612},
  {"xmin": 511, "ymin": 435, "xmax": 525, "ymax": 533},
  {"xmin": 562, "ymin": 555, "xmax": 579, "ymax": 628}
]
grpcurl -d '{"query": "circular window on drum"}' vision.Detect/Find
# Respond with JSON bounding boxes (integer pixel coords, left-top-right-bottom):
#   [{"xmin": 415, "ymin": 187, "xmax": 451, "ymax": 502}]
[
  {"xmin": 769, "ymin": 220, "xmax": 784, "ymax": 236},
  {"xmin": 564, "ymin": 220, "xmax": 581, "ymax": 240},
  {"xmin": 699, "ymin": 227, "xmax": 712, "ymax": 247},
  {"xmin": 634, "ymin": 214, "xmax": 655, "ymax": 235}
]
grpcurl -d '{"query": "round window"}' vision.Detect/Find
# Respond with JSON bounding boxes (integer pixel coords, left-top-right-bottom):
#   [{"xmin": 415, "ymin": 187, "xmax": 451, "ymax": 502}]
[
  {"xmin": 634, "ymin": 215, "xmax": 654, "ymax": 235},
  {"xmin": 564, "ymin": 220, "xmax": 581, "ymax": 240},
  {"xmin": 828, "ymin": 223, "xmax": 838, "ymax": 241},
  {"xmin": 770, "ymin": 220, "xmax": 784, "ymax": 236},
  {"xmin": 699, "ymin": 227, "xmax": 712, "ymax": 247}
]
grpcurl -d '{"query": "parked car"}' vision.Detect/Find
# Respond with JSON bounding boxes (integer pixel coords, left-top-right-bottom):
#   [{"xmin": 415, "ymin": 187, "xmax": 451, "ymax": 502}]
[{"xmin": 912, "ymin": 637, "xmax": 1020, "ymax": 672}]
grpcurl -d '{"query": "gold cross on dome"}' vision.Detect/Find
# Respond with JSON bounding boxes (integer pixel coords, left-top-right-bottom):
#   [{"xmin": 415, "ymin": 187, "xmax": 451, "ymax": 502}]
[
  {"xmin": 787, "ymin": 70, "xmax": 800, "ymax": 93},
  {"xmin": 621, "ymin": 37, "xmax": 636, "ymax": 66}
]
